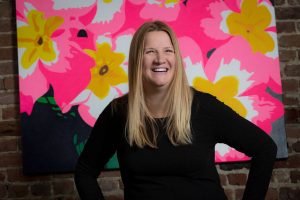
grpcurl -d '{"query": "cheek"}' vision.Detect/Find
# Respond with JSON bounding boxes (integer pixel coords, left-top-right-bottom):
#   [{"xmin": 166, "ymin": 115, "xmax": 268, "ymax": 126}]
[
  {"xmin": 142, "ymin": 57, "xmax": 151, "ymax": 69},
  {"xmin": 141, "ymin": 62, "xmax": 149, "ymax": 78},
  {"xmin": 169, "ymin": 56, "xmax": 176, "ymax": 67},
  {"xmin": 171, "ymin": 61, "xmax": 177, "ymax": 72}
]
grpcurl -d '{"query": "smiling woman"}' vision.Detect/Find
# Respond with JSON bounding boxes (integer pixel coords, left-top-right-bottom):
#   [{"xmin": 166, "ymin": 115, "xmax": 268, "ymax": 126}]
[
  {"xmin": 142, "ymin": 31, "xmax": 176, "ymax": 92},
  {"xmin": 74, "ymin": 20, "xmax": 277, "ymax": 200},
  {"xmin": 126, "ymin": 21, "xmax": 193, "ymax": 148}
]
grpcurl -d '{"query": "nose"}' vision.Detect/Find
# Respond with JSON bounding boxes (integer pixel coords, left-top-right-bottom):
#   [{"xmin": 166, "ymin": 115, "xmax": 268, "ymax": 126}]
[{"xmin": 154, "ymin": 52, "xmax": 166, "ymax": 65}]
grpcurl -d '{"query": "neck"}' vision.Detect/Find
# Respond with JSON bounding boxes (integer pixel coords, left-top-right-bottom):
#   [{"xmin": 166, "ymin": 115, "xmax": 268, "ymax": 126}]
[{"xmin": 144, "ymin": 87, "xmax": 170, "ymax": 118}]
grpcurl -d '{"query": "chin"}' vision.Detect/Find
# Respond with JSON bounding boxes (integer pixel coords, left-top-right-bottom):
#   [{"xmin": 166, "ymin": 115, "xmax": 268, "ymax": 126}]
[
  {"xmin": 155, "ymin": 82, "xmax": 171, "ymax": 89},
  {"xmin": 143, "ymin": 79, "xmax": 172, "ymax": 90}
]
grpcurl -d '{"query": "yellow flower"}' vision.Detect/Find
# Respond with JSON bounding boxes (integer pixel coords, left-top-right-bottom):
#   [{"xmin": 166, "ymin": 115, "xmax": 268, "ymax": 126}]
[
  {"xmin": 84, "ymin": 43, "xmax": 127, "ymax": 99},
  {"xmin": 17, "ymin": 10, "xmax": 64, "ymax": 69},
  {"xmin": 157, "ymin": 0, "xmax": 179, "ymax": 7},
  {"xmin": 165, "ymin": 0, "xmax": 179, "ymax": 4},
  {"xmin": 193, "ymin": 76, "xmax": 247, "ymax": 117},
  {"xmin": 226, "ymin": 0, "xmax": 274, "ymax": 54}
]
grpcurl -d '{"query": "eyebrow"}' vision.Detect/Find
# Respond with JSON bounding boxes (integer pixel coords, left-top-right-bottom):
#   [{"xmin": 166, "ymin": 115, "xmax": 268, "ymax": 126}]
[{"xmin": 144, "ymin": 47, "xmax": 174, "ymax": 51}]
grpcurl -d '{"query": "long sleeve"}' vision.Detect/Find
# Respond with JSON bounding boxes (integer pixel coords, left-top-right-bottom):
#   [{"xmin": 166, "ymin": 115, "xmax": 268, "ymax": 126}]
[
  {"xmin": 204, "ymin": 93, "xmax": 277, "ymax": 200},
  {"xmin": 74, "ymin": 102, "xmax": 120, "ymax": 200}
]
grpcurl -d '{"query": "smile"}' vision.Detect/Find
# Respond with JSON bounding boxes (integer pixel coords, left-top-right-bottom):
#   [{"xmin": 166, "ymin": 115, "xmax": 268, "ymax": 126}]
[{"xmin": 151, "ymin": 68, "xmax": 168, "ymax": 72}]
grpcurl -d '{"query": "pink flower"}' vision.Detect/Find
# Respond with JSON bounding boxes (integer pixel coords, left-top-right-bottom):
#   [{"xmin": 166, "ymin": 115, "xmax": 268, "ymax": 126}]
[
  {"xmin": 67, "ymin": 32, "xmax": 133, "ymax": 126},
  {"xmin": 17, "ymin": 3, "xmax": 68, "ymax": 115},
  {"xmin": 16, "ymin": 4, "xmax": 93, "ymax": 116},
  {"xmin": 129, "ymin": 0, "xmax": 181, "ymax": 22},
  {"xmin": 205, "ymin": 36, "xmax": 281, "ymax": 94},
  {"xmin": 20, "ymin": 0, "xmax": 126, "ymax": 35},
  {"xmin": 40, "ymin": 47, "xmax": 95, "ymax": 114}
]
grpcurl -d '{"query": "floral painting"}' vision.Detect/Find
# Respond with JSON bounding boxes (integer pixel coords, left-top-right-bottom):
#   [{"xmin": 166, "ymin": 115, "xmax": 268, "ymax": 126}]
[{"xmin": 16, "ymin": 0, "xmax": 287, "ymax": 174}]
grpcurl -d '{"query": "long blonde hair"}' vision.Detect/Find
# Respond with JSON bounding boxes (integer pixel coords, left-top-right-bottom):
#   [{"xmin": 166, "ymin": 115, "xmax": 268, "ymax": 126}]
[{"xmin": 127, "ymin": 21, "xmax": 193, "ymax": 148}]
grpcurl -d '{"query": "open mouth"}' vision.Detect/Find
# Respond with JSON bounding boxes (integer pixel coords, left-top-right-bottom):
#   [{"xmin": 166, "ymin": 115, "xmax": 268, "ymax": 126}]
[{"xmin": 151, "ymin": 68, "xmax": 168, "ymax": 72}]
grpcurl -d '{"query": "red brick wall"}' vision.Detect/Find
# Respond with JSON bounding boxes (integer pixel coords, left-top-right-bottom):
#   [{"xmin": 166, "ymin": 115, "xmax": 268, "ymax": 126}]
[{"xmin": 0, "ymin": 0, "xmax": 299, "ymax": 199}]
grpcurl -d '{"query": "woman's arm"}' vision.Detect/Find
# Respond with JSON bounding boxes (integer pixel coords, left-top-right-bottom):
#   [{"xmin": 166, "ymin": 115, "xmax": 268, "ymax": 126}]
[
  {"xmin": 205, "ymin": 93, "xmax": 277, "ymax": 200},
  {"xmin": 75, "ymin": 159, "xmax": 105, "ymax": 200},
  {"xmin": 74, "ymin": 103, "xmax": 120, "ymax": 200}
]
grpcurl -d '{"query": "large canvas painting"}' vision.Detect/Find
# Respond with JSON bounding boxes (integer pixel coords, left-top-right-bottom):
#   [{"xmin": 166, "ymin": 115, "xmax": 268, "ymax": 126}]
[{"xmin": 16, "ymin": 0, "xmax": 287, "ymax": 174}]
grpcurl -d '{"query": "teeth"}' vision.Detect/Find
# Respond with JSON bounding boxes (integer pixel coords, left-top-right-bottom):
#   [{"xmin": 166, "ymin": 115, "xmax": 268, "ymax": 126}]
[{"xmin": 152, "ymin": 68, "xmax": 168, "ymax": 72}]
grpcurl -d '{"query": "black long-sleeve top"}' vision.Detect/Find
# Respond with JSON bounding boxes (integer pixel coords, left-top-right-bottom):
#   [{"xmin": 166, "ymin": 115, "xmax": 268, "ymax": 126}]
[{"xmin": 74, "ymin": 90, "xmax": 277, "ymax": 200}]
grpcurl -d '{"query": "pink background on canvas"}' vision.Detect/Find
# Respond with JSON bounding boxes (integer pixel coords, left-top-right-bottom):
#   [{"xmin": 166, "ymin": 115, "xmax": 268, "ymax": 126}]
[{"xmin": 16, "ymin": 0, "xmax": 284, "ymax": 163}]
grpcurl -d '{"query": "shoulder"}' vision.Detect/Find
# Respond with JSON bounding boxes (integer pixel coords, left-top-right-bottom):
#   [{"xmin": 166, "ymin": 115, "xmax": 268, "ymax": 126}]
[
  {"xmin": 191, "ymin": 87, "xmax": 218, "ymax": 106},
  {"xmin": 191, "ymin": 88, "xmax": 244, "ymax": 121},
  {"xmin": 111, "ymin": 94, "xmax": 128, "ymax": 106},
  {"xmin": 110, "ymin": 94, "xmax": 128, "ymax": 117},
  {"xmin": 94, "ymin": 94, "xmax": 128, "ymax": 127},
  {"xmin": 190, "ymin": 88, "xmax": 229, "ymax": 118}
]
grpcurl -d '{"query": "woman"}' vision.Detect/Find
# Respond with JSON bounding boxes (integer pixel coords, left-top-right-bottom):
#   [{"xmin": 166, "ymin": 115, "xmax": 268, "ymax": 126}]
[{"xmin": 74, "ymin": 21, "xmax": 277, "ymax": 200}]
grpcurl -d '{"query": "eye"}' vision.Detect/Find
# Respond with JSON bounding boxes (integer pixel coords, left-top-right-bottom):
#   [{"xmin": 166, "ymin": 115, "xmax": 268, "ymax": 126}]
[
  {"xmin": 165, "ymin": 49, "xmax": 174, "ymax": 53},
  {"xmin": 145, "ymin": 49, "xmax": 155, "ymax": 54}
]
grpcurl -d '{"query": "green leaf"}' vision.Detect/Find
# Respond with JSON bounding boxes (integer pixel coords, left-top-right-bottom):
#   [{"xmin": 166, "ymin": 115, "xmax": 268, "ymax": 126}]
[
  {"xmin": 74, "ymin": 132, "xmax": 88, "ymax": 155},
  {"xmin": 51, "ymin": 107, "xmax": 61, "ymax": 111},
  {"xmin": 79, "ymin": 143, "xmax": 84, "ymax": 153},
  {"xmin": 105, "ymin": 153, "xmax": 119, "ymax": 169},
  {"xmin": 37, "ymin": 97, "xmax": 48, "ymax": 104},
  {"xmin": 47, "ymin": 97, "xmax": 57, "ymax": 105},
  {"xmin": 73, "ymin": 133, "xmax": 78, "ymax": 145}
]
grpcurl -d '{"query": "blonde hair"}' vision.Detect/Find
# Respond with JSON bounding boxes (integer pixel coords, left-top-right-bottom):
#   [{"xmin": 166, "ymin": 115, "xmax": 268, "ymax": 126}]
[{"xmin": 127, "ymin": 21, "xmax": 193, "ymax": 148}]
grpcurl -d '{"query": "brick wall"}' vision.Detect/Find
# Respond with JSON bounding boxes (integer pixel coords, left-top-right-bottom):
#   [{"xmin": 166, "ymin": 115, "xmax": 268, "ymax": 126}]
[{"xmin": 0, "ymin": 0, "xmax": 299, "ymax": 199}]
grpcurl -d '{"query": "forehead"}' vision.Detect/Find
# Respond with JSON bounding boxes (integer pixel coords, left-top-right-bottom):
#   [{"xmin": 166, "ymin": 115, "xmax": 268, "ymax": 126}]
[{"xmin": 144, "ymin": 31, "xmax": 173, "ymax": 47}]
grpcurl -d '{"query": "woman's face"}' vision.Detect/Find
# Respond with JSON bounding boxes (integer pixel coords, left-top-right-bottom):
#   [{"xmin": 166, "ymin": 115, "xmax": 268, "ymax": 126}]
[{"xmin": 142, "ymin": 31, "xmax": 176, "ymax": 92}]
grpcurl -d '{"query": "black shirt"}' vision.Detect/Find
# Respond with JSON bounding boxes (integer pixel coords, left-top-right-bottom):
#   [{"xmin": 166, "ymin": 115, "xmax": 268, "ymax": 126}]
[{"xmin": 74, "ymin": 90, "xmax": 277, "ymax": 200}]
